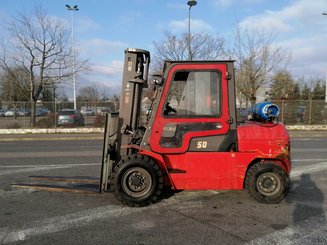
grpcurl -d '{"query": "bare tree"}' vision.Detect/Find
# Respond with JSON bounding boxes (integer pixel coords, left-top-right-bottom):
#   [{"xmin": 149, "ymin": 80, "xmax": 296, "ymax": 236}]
[
  {"xmin": 99, "ymin": 84, "xmax": 111, "ymax": 101},
  {"xmin": 1, "ymin": 67, "xmax": 29, "ymax": 101},
  {"xmin": 301, "ymin": 82, "xmax": 312, "ymax": 100},
  {"xmin": 0, "ymin": 6, "xmax": 86, "ymax": 126},
  {"xmin": 0, "ymin": 67, "xmax": 29, "ymax": 117},
  {"xmin": 77, "ymin": 83, "xmax": 99, "ymax": 102},
  {"xmin": 269, "ymin": 70, "xmax": 295, "ymax": 100},
  {"xmin": 232, "ymin": 26, "xmax": 291, "ymax": 106},
  {"xmin": 152, "ymin": 31, "xmax": 226, "ymax": 72}
]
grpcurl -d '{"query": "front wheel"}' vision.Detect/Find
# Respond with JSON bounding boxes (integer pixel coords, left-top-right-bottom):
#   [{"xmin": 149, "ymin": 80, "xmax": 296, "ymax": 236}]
[
  {"xmin": 112, "ymin": 154, "xmax": 163, "ymax": 207},
  {"xmin": 245, "ymin": 162, "xmax": 290, "ymax": 204}
]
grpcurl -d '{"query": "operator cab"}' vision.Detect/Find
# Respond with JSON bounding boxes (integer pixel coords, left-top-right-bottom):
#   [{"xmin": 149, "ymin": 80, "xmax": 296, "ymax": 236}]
[{"xmin": 143, "ymin": 61, "xmax": 238, "ymax": 154}]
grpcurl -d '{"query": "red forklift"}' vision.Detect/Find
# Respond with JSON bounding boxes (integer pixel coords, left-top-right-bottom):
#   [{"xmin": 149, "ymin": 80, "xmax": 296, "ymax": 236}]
[{"xmin": 100, "ymin": 48, "xmax": 291, "ymax": 207}]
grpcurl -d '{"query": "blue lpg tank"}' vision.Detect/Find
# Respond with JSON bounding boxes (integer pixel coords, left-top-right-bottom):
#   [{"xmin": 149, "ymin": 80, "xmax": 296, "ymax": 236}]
[{"xmin": 252, "ymin": 102, "xmax": 280, "ymax": 121}]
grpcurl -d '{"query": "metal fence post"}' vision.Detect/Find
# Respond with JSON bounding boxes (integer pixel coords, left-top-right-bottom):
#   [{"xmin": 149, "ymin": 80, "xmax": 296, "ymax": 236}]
[
  {"xmin": 281, "ymin": 100, "xmax": 284, "ymax": 123},
  {"xmin": 309, "ymin": 100, "xmax": 312, "ymax": 125}
]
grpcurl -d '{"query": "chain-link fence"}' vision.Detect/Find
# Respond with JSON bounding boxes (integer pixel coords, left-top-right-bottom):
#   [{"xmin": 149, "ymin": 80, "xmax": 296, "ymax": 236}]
[
  {"xmin": 237, "ymin": 100, "xmax": 327, "ymax": 125},
  {"xmin": 0, "ymin": 100, "xmax": 120, "ymax": 129},
  {"xmin": 0, "ymin": 100, "xmax": 326, "ymax": 129},
  {"xmin": 272, "ymin": 100, "xmax": 327, "ymax": 125}
]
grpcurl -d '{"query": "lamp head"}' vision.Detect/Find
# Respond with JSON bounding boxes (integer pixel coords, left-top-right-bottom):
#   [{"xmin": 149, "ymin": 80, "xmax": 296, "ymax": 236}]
[{"xmin": 187, "ymin": 0, "xmax": 197, "ymax": 7}]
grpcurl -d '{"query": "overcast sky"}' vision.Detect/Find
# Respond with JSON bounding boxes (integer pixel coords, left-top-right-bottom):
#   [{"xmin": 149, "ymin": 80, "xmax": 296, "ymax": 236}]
[{"xmin": 1, "ymin": 0, "xmax": 327, "ymax": 97}]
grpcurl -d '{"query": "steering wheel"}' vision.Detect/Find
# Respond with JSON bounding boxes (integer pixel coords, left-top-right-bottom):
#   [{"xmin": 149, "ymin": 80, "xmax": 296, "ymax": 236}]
[{"xmin": 164, "ymin": 102, "xmax": 177, "ymax": 115}]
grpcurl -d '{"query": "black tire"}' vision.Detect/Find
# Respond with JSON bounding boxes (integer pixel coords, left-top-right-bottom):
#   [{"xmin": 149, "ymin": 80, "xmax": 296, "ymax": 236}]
[
  {"xmin": 245, "ymin": 162, "xmax": 290, "ymax": 204},
  {"xmin": 112, "ymin": 154, "xmax": 163, "ymax": 207}
]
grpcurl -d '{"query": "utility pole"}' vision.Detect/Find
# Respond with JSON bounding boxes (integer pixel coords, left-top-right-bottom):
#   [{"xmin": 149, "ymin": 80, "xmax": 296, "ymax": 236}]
[
  {"xmin": 187, "ymin": 0, "xmax": 197, "ymax": 61},
  {"xmin": 66, "ymin": 4, "xmax": 79, "ymax": 110},
  {"xmin": 322, "ymin": 12, "xmax": 327, "ymax": 103}
]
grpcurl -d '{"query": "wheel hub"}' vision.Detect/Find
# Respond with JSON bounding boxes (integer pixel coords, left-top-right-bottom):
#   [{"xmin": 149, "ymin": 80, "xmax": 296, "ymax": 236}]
[
  {"xmin": 257, "ymin": 173, "xmax": 281, "ymax": 196},
  {"xmin": 262, "ymin": 178, "xmax": 274, "ymax": 189},
  {"xmin": 121, "ymin": 167, "xmax": 152, "ymax": 198},
  {"xmin": 129, "ymin": 172, "xmax": 146, "ymax": 191}
]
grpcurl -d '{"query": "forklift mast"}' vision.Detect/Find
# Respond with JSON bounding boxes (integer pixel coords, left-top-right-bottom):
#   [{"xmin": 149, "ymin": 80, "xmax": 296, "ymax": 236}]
[
  {"xmin": 100, "ymin": 48, "xmax": 150, "ymax": 193},
  {"xmin": 116, "ymin": 48, "xmax": 150, "ymax": 158}
]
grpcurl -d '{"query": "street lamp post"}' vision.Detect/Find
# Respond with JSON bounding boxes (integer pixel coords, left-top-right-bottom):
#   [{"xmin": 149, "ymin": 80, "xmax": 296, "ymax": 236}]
[
  {"xmin": 322, "ymin": 12, "xmax": 327, "ymax": 103},
  {"xmin": 187, "ymin": 0, "xmax": 197, "ymax": 61},
  {"xmin": 66, "ymin": 4, "xmax": 79, "ymax": 110}
]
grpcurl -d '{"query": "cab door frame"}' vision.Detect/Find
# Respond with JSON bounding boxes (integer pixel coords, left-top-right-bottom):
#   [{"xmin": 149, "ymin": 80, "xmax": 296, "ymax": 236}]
[{"xmin": 149, "ymin": 62, "xmax": 232, "ymax": 154}]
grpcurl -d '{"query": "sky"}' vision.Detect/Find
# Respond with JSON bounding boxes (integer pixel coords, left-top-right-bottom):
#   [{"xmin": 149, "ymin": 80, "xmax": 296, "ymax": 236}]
[{"xmin": 1, "ymin": 0, "xmax": 327, "ymax": 98}]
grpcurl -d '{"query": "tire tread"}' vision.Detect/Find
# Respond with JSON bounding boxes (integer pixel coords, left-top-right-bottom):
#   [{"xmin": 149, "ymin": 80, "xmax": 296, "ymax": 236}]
[
  {"xmin": 245, "ymin": 162, "xmax": 290, "ymax": 204},
  {"xmin": 112, "ymin": 154, "xmax": 163, "ymax": 207}
]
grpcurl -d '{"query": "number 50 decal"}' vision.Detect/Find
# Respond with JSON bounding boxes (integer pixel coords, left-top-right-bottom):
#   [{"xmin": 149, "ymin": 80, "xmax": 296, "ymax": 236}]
[{"xmin": 196, "ymin": 141, "xmax": 208, "ymax": 149}]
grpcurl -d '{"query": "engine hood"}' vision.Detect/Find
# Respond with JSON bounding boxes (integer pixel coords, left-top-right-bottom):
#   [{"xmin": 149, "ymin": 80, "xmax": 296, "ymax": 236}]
[{"xmin": 237, "ymin": 122, "xmax": 290, "ymax": 170}]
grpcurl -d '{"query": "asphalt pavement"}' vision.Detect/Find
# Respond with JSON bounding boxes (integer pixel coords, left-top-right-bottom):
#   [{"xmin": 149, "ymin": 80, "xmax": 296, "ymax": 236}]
[
  {"xmin": 1, "ymin": 132, "xmax": 327, "ymax": 244},
  {"xmin": 0, "ymin": 130, "xmax": 326, "ymax": 142}
]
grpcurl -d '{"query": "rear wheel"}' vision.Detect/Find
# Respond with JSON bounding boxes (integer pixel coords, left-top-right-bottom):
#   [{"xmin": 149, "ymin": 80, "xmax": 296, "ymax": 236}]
[
  {"xmin": 112, "ymin": 154, "xmax": 163, "ymax": 207},
  {"xmin": 245, "ymin": 162, "xmax": 290, "ymax": 204}
]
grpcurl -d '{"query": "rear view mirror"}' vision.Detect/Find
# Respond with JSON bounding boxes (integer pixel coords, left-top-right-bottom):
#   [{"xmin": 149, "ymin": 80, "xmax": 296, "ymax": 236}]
[{"xmin": 153, "ymin": 79, "xmax": 163, "ymax": 86}]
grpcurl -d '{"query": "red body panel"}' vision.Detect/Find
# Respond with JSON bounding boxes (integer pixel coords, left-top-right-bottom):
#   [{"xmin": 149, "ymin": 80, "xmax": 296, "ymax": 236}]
[
  {"xmin": 237, "ymin": 122, "xmax": 291, "ymax": 173},
  {"xmin": 164, "ymin": 152, "xmax": 257, "ymax": 190},
  {"xmin": 136, "ymin": 122, "xmax": 290, "ymax": 191}
]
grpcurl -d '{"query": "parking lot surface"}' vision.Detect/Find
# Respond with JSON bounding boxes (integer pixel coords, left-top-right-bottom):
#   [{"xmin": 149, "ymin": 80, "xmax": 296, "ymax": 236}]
[{"xmin": 0, "ymin": 134, "xmax": 327, "ymax": 244}]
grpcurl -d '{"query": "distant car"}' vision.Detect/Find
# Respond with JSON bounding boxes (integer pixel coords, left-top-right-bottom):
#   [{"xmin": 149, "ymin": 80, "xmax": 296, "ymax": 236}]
[
  {"xmin": 100, "ymin": 108, "xmax": 112, "ymax": 116},
  {"xmin": 0, "ymin": 110, "xmax": 5, "ymax": 117},
  {"xmin": 5, "ymin": 109, "xmax": 29, "ymax": 117},
  {"xmin": 20, "ymin": 109, "xmax": 31, "ymax": 117},
  {"xmin": 36, "ymin": 108, "xmax": 48, "ymax": 117},
  {"xmin": 81, "ymin": 108, "xmax": 94, "ymax": 116},
  {"xmin": 237, "ymin": 107, "xmax": 252, "ymax": 121},
  {"xmin": 5, "ymin": 109, "xmax": 14, "ymax": 117},
  {"xmin": 57, "ymin": 109, "xmax": 85, "ymax": 126},
  {"xmin": 5, "ymin": 109, "xmax": 22, "ymax": 117}
]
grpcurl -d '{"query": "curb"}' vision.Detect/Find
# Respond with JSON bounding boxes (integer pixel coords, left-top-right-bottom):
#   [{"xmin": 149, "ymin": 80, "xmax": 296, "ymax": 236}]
[
  {"xmin": 0, "ymin": 125, "xmax": 327, "ymax": 135},
  {"xmin": 0, "ymin": 128, "xmax": 104, "ymax": 134},
  {"xmin": 286, "ymin": 125, "xmax": 327, "ymax": 131},
  {"xmin": 0, "ymin": 136, "xmax": 103, "ymax": 142}
]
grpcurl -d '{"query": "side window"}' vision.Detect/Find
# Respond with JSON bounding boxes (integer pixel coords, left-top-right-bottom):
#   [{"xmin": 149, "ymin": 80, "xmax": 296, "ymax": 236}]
[
  {"xmin": 164, "ymin": 71, "xmax": 221, "ymax": 117},
  {"xmin": 160, "ymin": 70, "xmax": 222, "ymax": 149}
]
